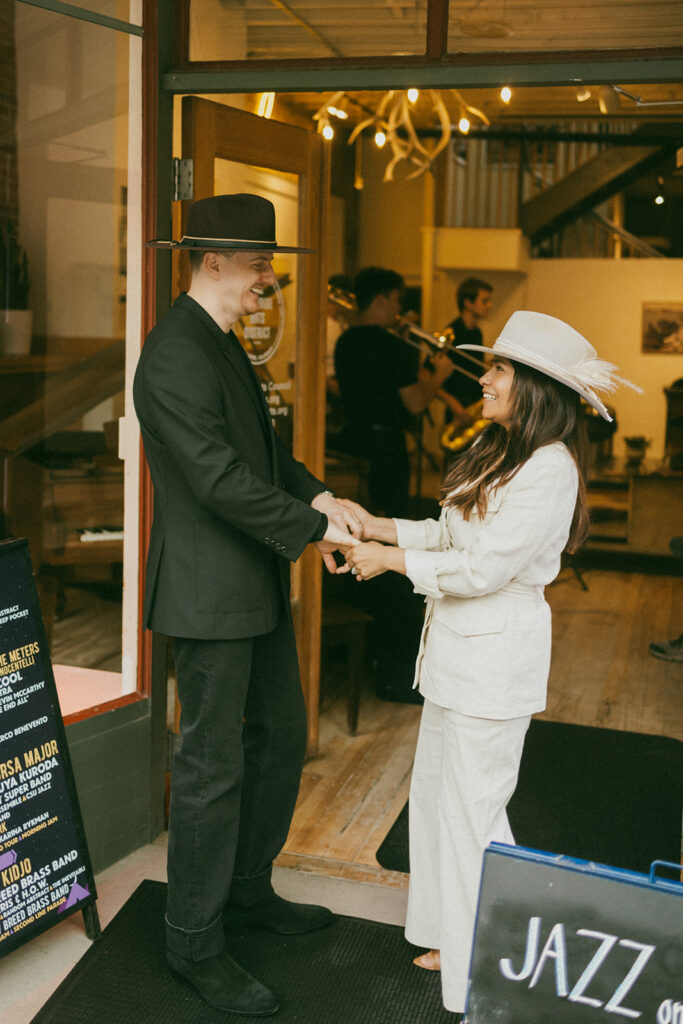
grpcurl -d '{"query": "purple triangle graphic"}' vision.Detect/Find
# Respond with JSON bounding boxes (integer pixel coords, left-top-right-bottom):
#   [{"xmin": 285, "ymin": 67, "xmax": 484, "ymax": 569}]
[
  {"xmin": 0, "ymin": 850, "xmax": 18, "ymax": 871},
  {"xmin": 58, "ymin": 880, "xmax": 90, "ymax": 912}
]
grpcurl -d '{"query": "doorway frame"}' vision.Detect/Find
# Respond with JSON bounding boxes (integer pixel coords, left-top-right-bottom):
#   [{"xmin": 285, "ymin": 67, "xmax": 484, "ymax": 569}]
[{"xmin": 141, "ymin": 0, "xmax": 683, "ymax": 780}]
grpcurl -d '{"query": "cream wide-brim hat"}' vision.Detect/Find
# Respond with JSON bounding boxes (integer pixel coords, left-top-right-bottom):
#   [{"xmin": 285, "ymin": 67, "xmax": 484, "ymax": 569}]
[{"xmin": 457, "ymin": 310, "xmax": 641, "ymax": 422}]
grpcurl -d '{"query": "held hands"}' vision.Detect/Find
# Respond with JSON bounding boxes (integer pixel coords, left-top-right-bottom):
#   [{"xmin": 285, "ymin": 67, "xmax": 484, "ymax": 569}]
[
  {"xmin": 310, "ymin": 495, "xmax": 403, "ymax": 576},
  {"xmin": 315, "ymin": 525, "xmax": 358, "ymax": 574},
  {"xmin": 333, "ymin": 500, "xmax": 405, "ymax": 579},
  {"xmin": 311, "ymin": 491, "xmax": 363, "ymax": 538},
  {"xmin": 334, "ymin": 498, "xmax": 380, "ymax": 541},
  {"xmin": 311, "ymin": 492, "xmax": 363, "ymax": 574},
  {"xmin": 342, "ymin": 540, "xmax": 406, "ymax": 581}
]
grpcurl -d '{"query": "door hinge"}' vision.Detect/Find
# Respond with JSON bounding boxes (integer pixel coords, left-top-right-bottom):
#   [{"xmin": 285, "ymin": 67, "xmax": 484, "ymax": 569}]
[{"xmin": 172, "ymin": 157, "xmax": 194, "ymax": 202}]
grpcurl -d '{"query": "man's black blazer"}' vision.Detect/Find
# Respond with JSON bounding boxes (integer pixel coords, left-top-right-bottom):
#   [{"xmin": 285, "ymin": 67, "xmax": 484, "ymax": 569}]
[{"xmin": 133, "ymin": 293, "xmax": 326, "ymax": 640}]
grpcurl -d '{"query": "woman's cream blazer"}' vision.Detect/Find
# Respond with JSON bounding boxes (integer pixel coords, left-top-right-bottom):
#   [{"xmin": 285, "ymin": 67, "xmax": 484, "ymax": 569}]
[{"xmin": 395, "ymin": 442, "xmax": 578, "ymax": 719}]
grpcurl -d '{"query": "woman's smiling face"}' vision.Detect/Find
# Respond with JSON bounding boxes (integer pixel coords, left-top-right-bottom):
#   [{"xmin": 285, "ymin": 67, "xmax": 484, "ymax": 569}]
[{"xmin": 479, "ymin": 357, "xmax": 515, "ymax": 428}]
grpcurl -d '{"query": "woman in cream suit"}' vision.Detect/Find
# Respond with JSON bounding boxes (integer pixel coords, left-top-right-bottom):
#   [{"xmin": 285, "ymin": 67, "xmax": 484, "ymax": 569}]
[{"xmin": 341, "ymin": 310, "xmax": 640, "ymax": 1019}]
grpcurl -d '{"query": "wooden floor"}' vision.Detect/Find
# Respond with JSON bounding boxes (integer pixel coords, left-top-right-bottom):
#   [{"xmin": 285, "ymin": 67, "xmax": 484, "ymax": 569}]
[
  {"xmin": 279, "ymin": 565, "xmax": 683, "ymax": 886},
  {"xmin": 51, "ymin": 583, "xmax": 122, "ymax": 673},
  {"xmin": 51, "ymin": 565, "xmax": 682, "ymax": 889}
]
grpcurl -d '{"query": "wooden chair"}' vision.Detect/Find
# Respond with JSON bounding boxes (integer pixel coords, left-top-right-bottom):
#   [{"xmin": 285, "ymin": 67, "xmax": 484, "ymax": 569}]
[{"xmin": 320, "ymin": 598, "xmax": 373, "ymax": 735}]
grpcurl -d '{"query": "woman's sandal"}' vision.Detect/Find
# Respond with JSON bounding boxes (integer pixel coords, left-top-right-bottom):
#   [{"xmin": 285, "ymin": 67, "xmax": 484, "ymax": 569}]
[{"xmin": 413, "ymin": 949, "xmax": 441, "ymax": 971}]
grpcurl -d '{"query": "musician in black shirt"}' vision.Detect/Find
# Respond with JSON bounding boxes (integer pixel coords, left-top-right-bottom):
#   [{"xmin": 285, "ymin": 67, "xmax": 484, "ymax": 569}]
[
  {"xmin": 439, "ymin": 276, "xmax": 493, "ymax": 421},
  {"xmin": 334, "ymin": 266, "xmax": 454, "ymax": 517}
]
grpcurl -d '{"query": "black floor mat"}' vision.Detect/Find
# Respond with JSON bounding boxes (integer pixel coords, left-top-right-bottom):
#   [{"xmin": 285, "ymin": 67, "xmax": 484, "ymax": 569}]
[
  {"xmin": 31, "ymin": 880, "xmax": 459, "ymax": 1023},
  {"xmin": 376, "ymin": 720, "xmax": 683, "ymax": 876}
]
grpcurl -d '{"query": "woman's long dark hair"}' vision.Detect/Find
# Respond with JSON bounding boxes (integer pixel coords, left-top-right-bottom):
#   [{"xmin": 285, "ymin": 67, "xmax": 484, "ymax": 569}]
[{"xmin": 440, "ymin": 360, "xmax": 589, "ymax": 553}]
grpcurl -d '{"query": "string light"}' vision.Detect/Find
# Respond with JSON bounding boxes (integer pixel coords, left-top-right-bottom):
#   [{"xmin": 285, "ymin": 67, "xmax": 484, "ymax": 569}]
[
  {"xmin": 374, "ymin": 129, "xmax": 387, "ymax": 148},
  {"xmin": 407, "ymin": 88, "xmax": 419, "ymax": 104},
  {"xmin": 500, "ymin": 86, "xmax": 512, "ymax": 104},
  {"xmin": 458, "ymin": 116, "xmax": 471, "ymax": 134},
  {"xmin": 257, "ymin": 92, "xmax": 275, "ymax": 118},
  {"xmin": 654, "ymin": 194, "xmax": 665, "ymax": 205},
  {"xmin": 312, "ymin": 91, "xmax": 346, "ymax": 139}
]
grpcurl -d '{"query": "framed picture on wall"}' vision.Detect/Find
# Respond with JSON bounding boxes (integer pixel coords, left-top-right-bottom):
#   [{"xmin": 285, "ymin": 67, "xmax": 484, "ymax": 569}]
[{"xmin": 642, "ymin": 303, "xmax": 683, "ymax": 353}]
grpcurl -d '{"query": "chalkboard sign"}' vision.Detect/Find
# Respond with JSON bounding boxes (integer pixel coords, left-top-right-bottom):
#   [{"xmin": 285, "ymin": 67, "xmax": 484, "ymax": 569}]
[
  {"xmin": 0, "ymin": 538, "xmax": 99, "ymax": 957},
  {"xmin": 466, "ymin": 843, "xmax": 683, "ymax": 1023}
]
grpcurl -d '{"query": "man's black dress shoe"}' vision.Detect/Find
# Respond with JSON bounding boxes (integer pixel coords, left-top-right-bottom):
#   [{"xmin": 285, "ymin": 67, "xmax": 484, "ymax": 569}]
[
  {"xmin": 225, "ymin": 892, "xmax": 335, "ymax": 934},
  {"xmin": 166, "ymin": 949, "xmax": 279, "ymax": 1016}
]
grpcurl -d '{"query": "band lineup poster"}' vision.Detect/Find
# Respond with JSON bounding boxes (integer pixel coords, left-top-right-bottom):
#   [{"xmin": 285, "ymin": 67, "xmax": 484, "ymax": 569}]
[
  {"xmin": 0, "ymin": 538, "xmax": 98, "ymax": 957},
  {"xmin": 466, "ymin": 843, "xmax": 683, "ymax": 1023}
]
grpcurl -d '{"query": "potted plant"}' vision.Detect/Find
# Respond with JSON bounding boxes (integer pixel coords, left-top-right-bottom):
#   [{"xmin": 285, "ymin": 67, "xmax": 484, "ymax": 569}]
[{"xmin": 0, "ymin": 221, "xmax": 32, "ymax": 355}]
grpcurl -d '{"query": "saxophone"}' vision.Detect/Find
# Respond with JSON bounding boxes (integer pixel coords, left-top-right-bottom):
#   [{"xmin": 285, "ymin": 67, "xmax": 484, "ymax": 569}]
[{"xmin": 440, "ymin": 399, "xmax": 490, "ymax": 453}]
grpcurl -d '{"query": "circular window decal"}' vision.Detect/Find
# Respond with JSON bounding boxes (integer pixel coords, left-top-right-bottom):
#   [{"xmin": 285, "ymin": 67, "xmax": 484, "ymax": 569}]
[{"xmin": 234, "ymin": 276, "xmax": 285, "ymax": 366}]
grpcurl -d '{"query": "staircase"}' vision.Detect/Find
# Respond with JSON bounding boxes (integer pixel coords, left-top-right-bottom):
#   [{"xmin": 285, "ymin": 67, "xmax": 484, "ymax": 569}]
[{"xmin": 443, "ymin": 121, "xmax": 676, "ymax": 258}]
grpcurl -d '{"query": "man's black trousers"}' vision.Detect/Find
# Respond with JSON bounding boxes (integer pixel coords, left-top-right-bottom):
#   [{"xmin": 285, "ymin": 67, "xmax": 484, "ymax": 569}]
[{"xmin": 165, "ymin": 615, "xmax": 307, "ymax": 960}]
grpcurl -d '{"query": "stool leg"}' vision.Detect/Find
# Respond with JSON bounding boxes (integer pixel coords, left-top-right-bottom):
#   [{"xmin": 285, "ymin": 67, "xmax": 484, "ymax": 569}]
[{"xmin": 346, "ymin": 623, "xmax": 366, "ymax": 735}]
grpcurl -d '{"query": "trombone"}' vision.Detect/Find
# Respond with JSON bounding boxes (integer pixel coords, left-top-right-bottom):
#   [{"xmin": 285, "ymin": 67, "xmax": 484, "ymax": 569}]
[
  {"xmin": 328, "ymin": 285, "xmax": 487, "ymax": 384},
  {"xmin": 328, "ymin": 285, "xmax": 491, "ymax": 453}
]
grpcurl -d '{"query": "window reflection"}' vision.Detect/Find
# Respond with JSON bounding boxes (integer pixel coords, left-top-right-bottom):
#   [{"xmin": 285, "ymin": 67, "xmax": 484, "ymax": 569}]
[
  {"xmin": 189, "ymin": 0, "xmax": 429, "ymax": 60},
  {"xmin": 1, "ymin": 3, "xmax": 129, "ymax": 714}
]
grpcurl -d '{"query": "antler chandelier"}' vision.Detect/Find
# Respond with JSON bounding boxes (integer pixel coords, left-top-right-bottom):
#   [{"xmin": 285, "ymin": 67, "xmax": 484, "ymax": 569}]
[{"xmin": 313, "ymin": 89, "xmax": 490, "ymax": 185}]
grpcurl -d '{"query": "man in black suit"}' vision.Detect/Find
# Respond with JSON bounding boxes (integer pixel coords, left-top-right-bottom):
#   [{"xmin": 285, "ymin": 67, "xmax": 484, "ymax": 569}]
[{"xmin": 134, "ymin": 194, "xmax": 359, "ymax": 1016}]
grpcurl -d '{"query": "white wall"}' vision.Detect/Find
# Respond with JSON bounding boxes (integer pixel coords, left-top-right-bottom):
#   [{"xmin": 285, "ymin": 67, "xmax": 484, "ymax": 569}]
[
  {"xmin": 526, "ymin": 260, "xmax": 683, "ymax": 459},
  {"xmin": 356, "ymin": 140, "xmax": 426, "ymax": 283}
]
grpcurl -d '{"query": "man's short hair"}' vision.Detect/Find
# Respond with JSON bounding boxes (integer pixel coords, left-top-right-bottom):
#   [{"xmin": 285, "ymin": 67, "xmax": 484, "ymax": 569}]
[
  {"xmin": 353, "ymin": 266, "xmax": 404, "ymax": 313},
  {"xmin": 329, "ymin": 273, "xmax": 353, "ymax": 293},
  {"xmin": 188, "ymin": 249, "xmax": 206, "ymax": 274},
  {"xmin": 189, "ymin": 249, "xmax": 234, "ymax": 274},
  {"xmin": 456, "ymin": 276, "xmax": 492, "ymax": 312}
]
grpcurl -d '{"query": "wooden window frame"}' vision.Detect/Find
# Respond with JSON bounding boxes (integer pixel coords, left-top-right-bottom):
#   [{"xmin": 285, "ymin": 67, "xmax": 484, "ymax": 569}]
[{"xmin": 169, "ymin": 0, "xmax": 683, "ymax": 89}]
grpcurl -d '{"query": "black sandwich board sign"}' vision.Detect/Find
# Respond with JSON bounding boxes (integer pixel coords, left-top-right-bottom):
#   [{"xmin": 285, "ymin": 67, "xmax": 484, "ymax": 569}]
[
  {"xmin": 0, "ymin": 538, "xmax": 100, "ymax": 957},
  {"xmin": 466, "ymin": 842, "xmax": 683, "ymax": 1023}
]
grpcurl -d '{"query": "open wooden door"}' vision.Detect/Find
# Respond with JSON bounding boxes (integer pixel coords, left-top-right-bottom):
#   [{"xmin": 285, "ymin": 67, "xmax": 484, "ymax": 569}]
[{"xmin": 178, "ymin": 96, "xmax": 329, "ymax": 753}]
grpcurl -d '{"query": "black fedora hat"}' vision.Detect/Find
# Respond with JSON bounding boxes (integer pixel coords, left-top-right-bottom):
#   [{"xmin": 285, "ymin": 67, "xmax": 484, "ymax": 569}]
[{"xmin": 146, "ymin": 193, "xmax": 315, "ymax": 253}]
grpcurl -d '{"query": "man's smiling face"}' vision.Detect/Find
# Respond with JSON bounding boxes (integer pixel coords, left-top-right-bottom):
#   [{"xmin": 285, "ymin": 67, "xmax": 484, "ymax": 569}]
[{"xmin": 219, "ymin": 249, "xmax": 277, "ymax": 321}]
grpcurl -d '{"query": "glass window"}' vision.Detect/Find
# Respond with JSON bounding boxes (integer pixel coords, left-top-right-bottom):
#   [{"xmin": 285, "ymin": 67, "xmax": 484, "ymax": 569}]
[
  {"xmin": 447, "ymin": 1, "xmax": 683, "ymax": 54},
  {"xmin": 189, "ymin": 0, "xmax": 429, "ymax": 61},
  {"xmin": 46, "ymin": 0, "xmax": 142, "ymax": 28},
  {"xmin": 187, "ymin": 0, "xmax": 682, "ymax": 62},
  {"xmin": 1, "ymin": 2, "xmax": 140, "ymax": 718}
]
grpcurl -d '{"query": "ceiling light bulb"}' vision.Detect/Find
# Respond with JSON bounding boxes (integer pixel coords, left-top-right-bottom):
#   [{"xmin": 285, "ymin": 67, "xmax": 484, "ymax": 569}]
[
  {"xmin": 328, "ymin": 106, "xmax": 348, "ymax": 120},
  {"xmin": 322, "ymin": 123, "xmax": 335, "ymax": 141},
  {"xmin": 374, "ymin": 130, "xmax": 387, "ymax": 148},
  {"xmin": 458, "ymin": 116, "xmax": 471, "ymax": 134},
  {"xmin": 500, "ymin": 86, "xmax": 512, "ymax": 104},
  {"xmin": 655, "ymin": 194, "xmax": 665, "ymax": 205},
  {"xmin": 407, "ymin": 89, "xmax": 419, "ymax": 104},
  {"xmin": 257, "ymin": 92, "xmax": 275, "ymax": 118}
]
